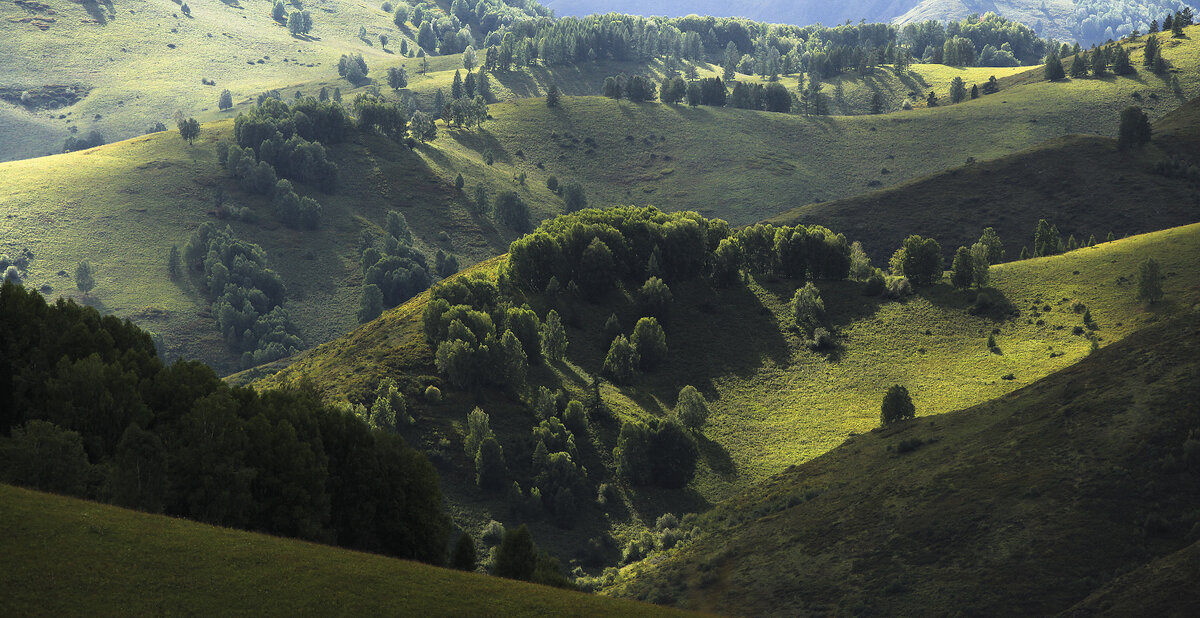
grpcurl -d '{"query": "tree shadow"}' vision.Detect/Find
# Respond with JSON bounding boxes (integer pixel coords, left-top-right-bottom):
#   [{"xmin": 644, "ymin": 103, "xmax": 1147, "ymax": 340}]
[
  {"xmin": 80, "ymin": 0, "xmax": 112, "ymax": 24},
  {"xmin": 697, "ymin": 434, "xmax": 736, "ymax": 479},
  {"xmin": 444, "ymin": 128, "xmax": 516, "ymax": 165},
  {"xmin": 79, "ymin": 294, "xmax": 110, "ymax": 313},
  {"xmin": 625, "ymin": 484, "xmax": 712, "ymax": 527}
]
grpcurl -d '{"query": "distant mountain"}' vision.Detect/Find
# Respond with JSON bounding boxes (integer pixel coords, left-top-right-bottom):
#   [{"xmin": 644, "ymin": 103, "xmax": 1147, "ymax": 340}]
[
  {"xmin": 545, "ymin": 0, "xmax": 1196, "ymax": 43},
  {"xmin": 544, "ymin": 0, "xmax": 922, "ymax": 26}
]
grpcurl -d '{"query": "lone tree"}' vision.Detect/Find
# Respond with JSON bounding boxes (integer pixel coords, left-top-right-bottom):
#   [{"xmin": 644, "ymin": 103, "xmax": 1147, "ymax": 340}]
[
  {"xmin": 546, "ymin": 84, "xmax": 561, "ymax": 108},
  {"xmin": 75, "ymin": 260, "xmax": 96, "ymax": 295},
  {"xmin": 674, "ymin": 385, "xmax": 710, "ymax": 431},
  {"xmin": 881, "ymin": 385, "xmax": 915, "ymax": 426},
  {"xmin": 1137, "ymin": 257, "xmax": 1164, "ymax": 303},
  {"xmin": 1118, "ymin": 106, "xmax": 1151, "ymax": 150},
  {"xmin": 178, "ymin": 118, "xmax": 200, "ymax": 144},
  {"xmin": 387, "ymin": 66, "xmax": 408, "ymax": 90},
  {"xmin": 218, "ymin": 89, "xmax": 233, "ymax": 111}
]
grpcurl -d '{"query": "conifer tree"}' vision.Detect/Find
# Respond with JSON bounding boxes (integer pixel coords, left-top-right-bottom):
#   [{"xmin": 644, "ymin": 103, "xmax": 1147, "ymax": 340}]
[
  {"xmin": 1118, "ymin": 106, "xmax": 1151, "ymax": 150},
  {"xmin": 1044, "ymin": 53, "xmax": 1065, "ymax": 80}
]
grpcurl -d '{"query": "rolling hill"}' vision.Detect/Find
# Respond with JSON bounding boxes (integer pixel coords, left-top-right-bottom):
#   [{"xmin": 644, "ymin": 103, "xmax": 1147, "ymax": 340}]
[
  {"xmin": 4, "ymin": 25, "xmax": 1197, "ymax": 374},
  {"xmin": 252, "ymin": 209, "xmax": 1200, "ymax": 574},
  {"xmin": 768, "ymin": 95, "xmax": 1200, "ymax": 264},
  {"xmin": 601, "ymin": 306, "xmax": 1200, "ymax": 615},
  {"xmin": 0, "ymin": 483, "xmax": 690, "ymax": 616}
]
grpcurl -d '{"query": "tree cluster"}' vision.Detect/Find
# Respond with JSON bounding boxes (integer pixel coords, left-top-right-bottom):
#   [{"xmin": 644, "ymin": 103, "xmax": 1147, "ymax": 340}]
[
  {"xmin": 0, "ymin": 281, "xmax": 448, "ymax": 564},
  {"xmin": 183, "ymin": 223, "xmax": 303, "ymax": 368},
  {"xmin": 360, "ymin": 210, "xmax": 432, "ymax": 314},
  {"xmin": 613, "ymin": 416, "xmax": 698, "ymax": 489}
]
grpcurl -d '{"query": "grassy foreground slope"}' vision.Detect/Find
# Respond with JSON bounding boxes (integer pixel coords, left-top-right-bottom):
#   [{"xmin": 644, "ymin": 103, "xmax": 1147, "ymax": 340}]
[
  {"xmin": 0, "ymin": 484, "xmax": 688, "ymax": 617},
  {"xmin": 605, "ymin": 309, "xmax": 1200, "ymax": 616},
  {"xmin": 768, "ymin": 97, "xmax": 1200, "ymax": 262}
]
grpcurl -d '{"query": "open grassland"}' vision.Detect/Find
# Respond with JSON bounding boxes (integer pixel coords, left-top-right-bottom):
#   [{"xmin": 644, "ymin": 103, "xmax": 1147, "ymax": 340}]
[
  {"xmin": 603, "ymin": 308, "xmax": 1200, "ymax": 615},
  {"xmin": 0, "ymin": 118, "xmax": 556, "ymax": 374},
  {"xmin": 0, "ymin": 484, "xmax": 691, "ymax": 617}
]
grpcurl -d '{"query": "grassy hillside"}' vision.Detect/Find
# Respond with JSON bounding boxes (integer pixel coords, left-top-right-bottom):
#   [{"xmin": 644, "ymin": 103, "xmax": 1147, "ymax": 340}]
[
  {"xmin": 1064, "ymin": 540, "xmax": 1200, "ymax": 616},
  {"xmin": 0, "ymin": 484, "xmax": 690, "ymax": 616},
  {"xmin": 0, "ymin": 0, "xmax": 440, "ymax": 161},
  {"xmin": 254, "ymin": 218, "xmax": 1200, "ymax": 573},
  {"xmin": 602, "ymin": 308, "xmax": 1200, "ymax": 615},
  {"xmin": 767, "ymin": 100, "xmax": 1200, "ymax": 264},
  {"xmin": 427, "ymin": 28, "xmax": 1200, "ymax": 227},
  {"xmin": 0, "ymin": 117, "xmax": 559, "ymax": 374},
  {"xmin": 5, "ymin": 26, "xmax": 1198, "ymax": 374}
]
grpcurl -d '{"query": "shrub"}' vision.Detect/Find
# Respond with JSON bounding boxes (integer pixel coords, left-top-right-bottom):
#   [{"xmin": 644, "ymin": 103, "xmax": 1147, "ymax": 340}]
[
  {"xmin": 424, "ymin": 385, "xmax": 442, "ymax": 403},
  {"xmin": 791, "ymin": 282, "xmax": 825, "ymax": 336},
  {"xmin": 810, "ymin": 327, "xmax": 835, "ymax": 350},
  {"xmin": 481, "ymin": 520, "xmax": 506, "ymax": 546},
  {"xmin": 881, "ymin": 385, "xmax": 915, "ymax": 426},
  {"xmin": 884, "ymin": 275, "xmax": 913, "ymax": 299},
  {"xmin": 674, "ymin": 385, "xmax": 709, "ymax": 431},
  {"xmin": 863, "ymin": 270, "xmax": 886, "ymax": 296}
]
